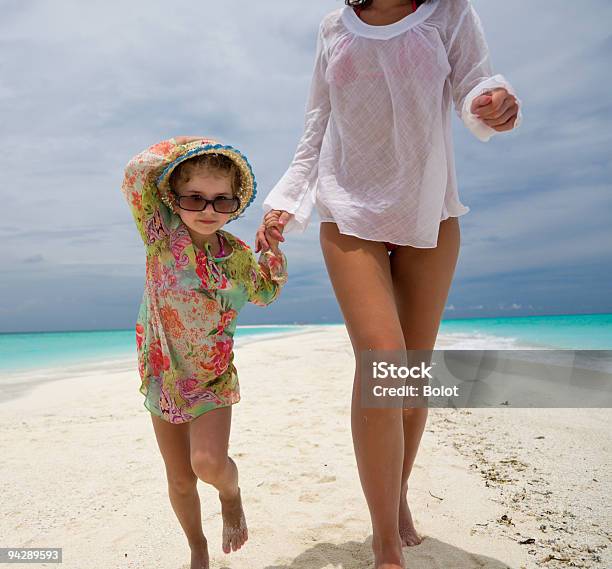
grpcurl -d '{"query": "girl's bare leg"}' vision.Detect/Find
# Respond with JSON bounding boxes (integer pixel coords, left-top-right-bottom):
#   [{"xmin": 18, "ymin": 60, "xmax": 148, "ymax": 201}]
[
  {"xmin": 389, "ymin": 216, "xmax": 461, "ymax": 546},
  {"xmin": 189, "ymin": 405, "xmax": 248, "ymax": 555},
  {"xmin": 320, "ymin": 222, "xmax": 406, "ymax": 569},
  {"xmin": 150, "ymin": 413, "xmax": 209, "ymax": 569}
]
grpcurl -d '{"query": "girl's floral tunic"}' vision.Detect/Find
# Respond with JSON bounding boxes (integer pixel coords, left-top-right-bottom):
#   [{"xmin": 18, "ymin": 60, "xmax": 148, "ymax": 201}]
[{"xmin": 121, "ymin": 139, "xmax": 288, "ymax": 424}]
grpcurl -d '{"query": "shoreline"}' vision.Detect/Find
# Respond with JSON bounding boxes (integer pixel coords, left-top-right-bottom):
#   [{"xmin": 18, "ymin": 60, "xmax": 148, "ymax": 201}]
[
  {"xmin": 0, "ymin": 325, "xmax": 331, "ymax": 405},
  {"xmin": 0, "ymin": 324, "xmax": 559, "ymax": 406}
]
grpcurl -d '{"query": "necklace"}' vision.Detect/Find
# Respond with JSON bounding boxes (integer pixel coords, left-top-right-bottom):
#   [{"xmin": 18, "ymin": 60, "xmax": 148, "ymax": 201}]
[
  {"xmin": 216, "ymin": 232, "xmax": 226, "ymax": 258},
  {"xmin": 196, "ymin": 232, "xmax": 226, "ymax": 258}
]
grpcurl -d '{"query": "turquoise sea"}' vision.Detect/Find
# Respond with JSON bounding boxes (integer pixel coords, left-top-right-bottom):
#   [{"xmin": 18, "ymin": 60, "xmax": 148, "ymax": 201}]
[
  {"xmin": 438, "ymin": 313, "xmax": 612, "ymax": 350},
  {"xmin": 0, "ymin": 325, "xmax": 307, "ymax": 374},
  {"xmin": 0, "ymin": 314, "xmax": 610, "ymax": 373}
]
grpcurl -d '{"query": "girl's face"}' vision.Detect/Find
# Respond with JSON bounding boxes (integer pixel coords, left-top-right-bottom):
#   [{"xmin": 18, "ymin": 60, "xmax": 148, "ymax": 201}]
[{"xmin": 173, "ymin": 170, "xmax": 235, "ymax": 242}]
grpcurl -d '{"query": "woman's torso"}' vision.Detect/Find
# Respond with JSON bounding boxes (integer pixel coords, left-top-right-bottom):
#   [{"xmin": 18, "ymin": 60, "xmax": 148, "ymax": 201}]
[{"xmin": 313, "ymin": 1, "xmax": 469, "ymax": 246}]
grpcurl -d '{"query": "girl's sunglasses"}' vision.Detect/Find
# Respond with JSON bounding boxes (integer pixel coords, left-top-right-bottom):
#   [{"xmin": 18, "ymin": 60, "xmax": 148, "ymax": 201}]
[{"xmin": 173, "ymin": 194, "xmax": 241, "ymax": 214}]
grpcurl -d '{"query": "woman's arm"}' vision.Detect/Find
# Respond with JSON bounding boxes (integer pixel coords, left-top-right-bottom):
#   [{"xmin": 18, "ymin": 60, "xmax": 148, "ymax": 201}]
[
  {"xmin": 446, "ymin": 1, "xmax": 522, "ymax": 142},
  {"xmin": 261, "ymin": 19, "xmax": 332, "ymax": 233}
]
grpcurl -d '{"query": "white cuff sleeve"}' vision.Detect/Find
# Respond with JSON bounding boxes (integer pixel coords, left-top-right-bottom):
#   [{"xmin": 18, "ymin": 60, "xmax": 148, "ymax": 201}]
[{"xmin": 262, "ymin": 178, "xmax": 317, "ymax": 234}]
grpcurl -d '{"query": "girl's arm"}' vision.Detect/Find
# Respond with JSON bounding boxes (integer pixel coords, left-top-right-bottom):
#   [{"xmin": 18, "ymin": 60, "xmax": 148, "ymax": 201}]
[
  {"xmin": 248, "ymin": 247, "xmax": 289, "ymax": 307},
  {"xmin": 262, "ymin": 19, "xmax": 332, "ymax": 233},
  {"xmin": 446, "ymin": 1, "xmax": 522, "ymax": 142},
  {"xmin": 121, "ymin": 138, "xmax": 183, "ymax": 245}
]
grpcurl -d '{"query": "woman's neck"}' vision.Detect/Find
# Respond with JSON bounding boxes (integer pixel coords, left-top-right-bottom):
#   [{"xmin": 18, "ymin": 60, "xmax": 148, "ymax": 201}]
[
  {"xmin": 357, "ymin": 0, "xmax": 417, "ymax": 25},
  {"xmin": 370, "ymin": 0, "xmax": 414, "ymax": 10}
]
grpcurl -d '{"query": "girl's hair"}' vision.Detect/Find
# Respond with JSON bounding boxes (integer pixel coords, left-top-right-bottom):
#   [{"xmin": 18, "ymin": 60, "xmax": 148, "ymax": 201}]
[
  {"xmin": 344, "ymin": 0, "xmax": 427, "ymax": 8},
  {"xmin": 169, "ymin": 154, "xmax": 242, "ymax": 196}
]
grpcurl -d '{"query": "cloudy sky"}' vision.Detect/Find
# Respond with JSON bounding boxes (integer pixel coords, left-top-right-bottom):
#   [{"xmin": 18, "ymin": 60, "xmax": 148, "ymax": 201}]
[{"xmin": 1, "ymin": 0, "xmax": 610, "ymax": 333}]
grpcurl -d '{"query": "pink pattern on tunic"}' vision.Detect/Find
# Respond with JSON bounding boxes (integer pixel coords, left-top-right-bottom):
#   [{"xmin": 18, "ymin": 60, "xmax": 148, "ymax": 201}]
[{"xmin": 170, "ymin": 225, "xmax": 192, "ymax": 269}]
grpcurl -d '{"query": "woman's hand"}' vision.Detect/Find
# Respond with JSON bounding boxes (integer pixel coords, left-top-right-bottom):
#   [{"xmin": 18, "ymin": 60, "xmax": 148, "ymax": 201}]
[
  {"xmin": 173, "ymin": 136, "xmax": 206, "ymax": 145},
  {"xmin": 471, "ymin": 88, "xmax": 519, "ymax": 132},
  {"xmin": 255, "ymin": 210, "xmax": 294, "ymax": 253}
]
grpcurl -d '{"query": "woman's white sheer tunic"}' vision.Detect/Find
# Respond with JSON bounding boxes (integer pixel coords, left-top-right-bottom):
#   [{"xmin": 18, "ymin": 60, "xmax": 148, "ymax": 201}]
[{"xmin": 262, "ymin": 0, "xmax": 522, "ymax": 247}]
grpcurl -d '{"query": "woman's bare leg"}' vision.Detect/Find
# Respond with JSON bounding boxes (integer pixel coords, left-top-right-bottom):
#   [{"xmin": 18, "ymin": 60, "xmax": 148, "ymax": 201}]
[
  {"xmin": 320, "ymin": 222, "xmax": 407, "ymax": 569},
  {"xmin": 150, "ymin": 413, "xmax": 209, "ymax": 569},
  {"xmin": 389, "ymin": 216, "xmax": 461, "ymax": 546},
  {"xmin": 189, "ymin": 405, "xmax": 247, "ymax": 555}
]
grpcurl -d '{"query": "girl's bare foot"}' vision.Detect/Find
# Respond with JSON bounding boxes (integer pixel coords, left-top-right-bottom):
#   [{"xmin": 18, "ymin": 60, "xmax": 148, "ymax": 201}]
[
  {"xmin": 219, "ymin": 486, "xmax": 248, "ymax": 554},
  {"xmin": 189, "ymin": 538, "xmax": 209, "ymax": 569},
  {"xmin": 398, "ymin": 495, "xmax": 423, "ymax": 546}
]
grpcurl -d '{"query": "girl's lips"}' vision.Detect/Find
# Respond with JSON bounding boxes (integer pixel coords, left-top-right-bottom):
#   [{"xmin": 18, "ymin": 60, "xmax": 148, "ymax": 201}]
[{"xmin": 198, "ymin": 220, "xmax": 217, "ymax": 224}]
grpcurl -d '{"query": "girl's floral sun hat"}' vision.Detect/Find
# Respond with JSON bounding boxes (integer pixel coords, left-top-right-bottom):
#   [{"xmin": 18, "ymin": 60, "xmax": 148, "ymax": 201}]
[{"xmin": 156, "ymin": 137, "xmax": 257, "ymax": 224}]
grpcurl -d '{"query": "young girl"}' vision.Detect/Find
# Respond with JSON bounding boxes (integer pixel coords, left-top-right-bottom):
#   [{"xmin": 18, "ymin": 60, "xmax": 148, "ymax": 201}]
[
  {"xmin": 256, "ymin": 1, "xmax": 521, "ymax": 568},
  {"xmin": 121, "ymin": 136, "xmax": 288, "ymax": 569}
]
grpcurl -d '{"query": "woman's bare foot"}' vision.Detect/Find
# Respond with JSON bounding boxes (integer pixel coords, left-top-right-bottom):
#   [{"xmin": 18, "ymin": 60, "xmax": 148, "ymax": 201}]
[
  {"xmin": 372, "ymin": 536, "xmax": 405, "ymax": 569},
  {"xmin": 189, "ymin": 538, "xmax": 209, "ymax": 569},
  {"xmin": 398, "ymin": 495, "xmax": 423, "ymax": 546},
  {"xmin": 219, "ymin": 486, "xmax": 248, "ymax": 554}
]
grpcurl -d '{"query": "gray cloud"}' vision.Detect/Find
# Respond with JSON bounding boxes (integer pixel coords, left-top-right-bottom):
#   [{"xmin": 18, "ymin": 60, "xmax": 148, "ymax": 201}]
[{"xmin": 1, "ymin": 0, "xmax": 610, "ymax": 332}]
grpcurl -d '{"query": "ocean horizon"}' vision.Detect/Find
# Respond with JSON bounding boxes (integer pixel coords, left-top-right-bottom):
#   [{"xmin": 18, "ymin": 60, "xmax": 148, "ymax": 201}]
[{"xmin": 1, "ymin": 313, "xmax": 610, "ymax": 374}]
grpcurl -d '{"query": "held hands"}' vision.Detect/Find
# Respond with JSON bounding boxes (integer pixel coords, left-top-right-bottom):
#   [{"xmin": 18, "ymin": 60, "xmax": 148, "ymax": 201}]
[
  {"xmin": 255, "ymin": 210, "xmax": 294, "ymax": 254},
  {"xmin": 470, "ymin": 88, "xmax": 519, "ymax": 132}
]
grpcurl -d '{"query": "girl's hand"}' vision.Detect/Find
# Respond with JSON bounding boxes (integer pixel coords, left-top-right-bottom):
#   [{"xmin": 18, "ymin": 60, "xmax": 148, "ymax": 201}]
[
  {"xmin": 264, "ymin": 229, "xmax": 282, "ymax": 256},
  {"xmin": 255, "ymin": 210, "xmax": 293, "ymax": 253},
  {"xmin": 471, "ymin": 88, "xmax": 519, "ymax": 132}
]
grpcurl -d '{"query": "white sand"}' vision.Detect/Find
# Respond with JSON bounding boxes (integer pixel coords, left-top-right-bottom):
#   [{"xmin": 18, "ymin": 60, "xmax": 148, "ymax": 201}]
[{"xmin": 1, "ymin": 325, "xmax": 610, "ymax": 569}]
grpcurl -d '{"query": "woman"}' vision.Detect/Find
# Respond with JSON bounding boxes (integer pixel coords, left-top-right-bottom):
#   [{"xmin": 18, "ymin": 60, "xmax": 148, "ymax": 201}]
[{"xmin": 256, "ymin": 1, "xmax": 521, "ymax": 567}]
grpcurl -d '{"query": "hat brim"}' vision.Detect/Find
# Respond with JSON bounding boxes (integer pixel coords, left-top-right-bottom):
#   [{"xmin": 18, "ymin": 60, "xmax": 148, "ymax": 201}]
[{"xmin": 156, "ymin": 141, "xmax": 257, "ymax": 223}]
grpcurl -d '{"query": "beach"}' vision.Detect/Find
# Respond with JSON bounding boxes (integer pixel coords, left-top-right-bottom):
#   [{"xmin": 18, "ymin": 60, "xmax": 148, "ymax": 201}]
[{"xmin": 1, "ymin": 325, "xmax": 610, "ymax": 569}]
